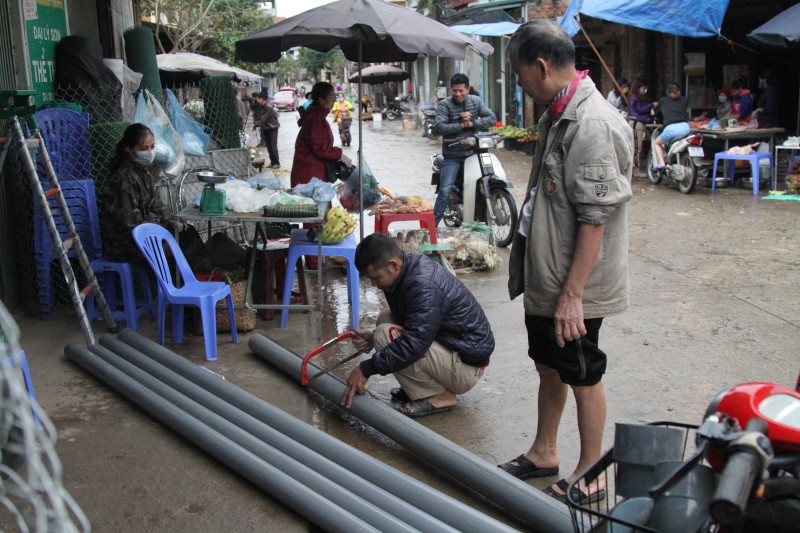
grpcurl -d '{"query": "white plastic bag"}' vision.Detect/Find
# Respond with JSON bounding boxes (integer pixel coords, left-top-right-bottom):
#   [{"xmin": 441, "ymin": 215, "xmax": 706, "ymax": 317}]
[{"xmin": 134, "ymin": 89, "xmax": 185, "ymax": 177}]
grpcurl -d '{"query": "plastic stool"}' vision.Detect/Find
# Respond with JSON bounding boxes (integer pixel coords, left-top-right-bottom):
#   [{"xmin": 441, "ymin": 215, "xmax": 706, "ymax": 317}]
[
  {"xmin": 374, "ymin": 211, "xmax": 438, "ymax": 243},
  {"xmin": 281, "ymin": 229, "xmax": 359, "ymax": 329},
  {"xmin": 2, "ymin": 350, "xmax": 41, "ymax": 426},
  {"xmin": 712, "ymin": 151, "xmax": 774, "ymax": 195},
  {"xmin": 85, "ymin": 259, "xmax": 155, "ymax": 331}
]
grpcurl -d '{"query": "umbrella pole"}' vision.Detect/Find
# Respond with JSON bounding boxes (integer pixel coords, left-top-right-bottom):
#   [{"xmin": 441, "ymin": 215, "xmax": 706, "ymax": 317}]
[
  {"xmin": 358, "ymin": 42, "xmax": 365, "ymax": 241},
  {"xmin": 575, "ymin": 15, "xmax": 628, "ymax": 106}
]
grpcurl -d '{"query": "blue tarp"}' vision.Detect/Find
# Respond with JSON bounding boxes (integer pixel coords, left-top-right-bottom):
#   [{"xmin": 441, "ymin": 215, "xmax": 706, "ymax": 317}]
[
  {"xmin": 561, "ymin": 0, "xmax": 730, "ymax": 38},
  {"xmin": 450, "ymin": 22, "xmax": 521, "ymax": 37}
]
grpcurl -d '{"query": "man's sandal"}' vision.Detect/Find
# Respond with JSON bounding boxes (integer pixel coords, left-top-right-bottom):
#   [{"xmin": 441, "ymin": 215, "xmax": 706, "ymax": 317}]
[
  {"xmin": 544, "ymin": 478, "xmax": 606, "ymax": 505},
  {"xmin": 396, "ymin": 399, "xmax": 452, "ymax": 418},
  {"xmin": 498, "ymin": 455, "xmax": 559, "ymax": 480}
]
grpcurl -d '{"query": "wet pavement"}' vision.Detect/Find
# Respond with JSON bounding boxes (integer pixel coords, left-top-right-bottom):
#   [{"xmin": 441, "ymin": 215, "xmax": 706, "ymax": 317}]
[{"xmin": 5, "ymin": 110, "xmax": 799, "ymax": 532}]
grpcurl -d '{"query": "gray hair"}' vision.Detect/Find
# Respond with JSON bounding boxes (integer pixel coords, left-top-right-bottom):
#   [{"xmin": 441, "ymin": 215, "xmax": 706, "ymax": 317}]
[{"xmin": 508, "ymin": 20, "xmax": 575, "ymax": 70}]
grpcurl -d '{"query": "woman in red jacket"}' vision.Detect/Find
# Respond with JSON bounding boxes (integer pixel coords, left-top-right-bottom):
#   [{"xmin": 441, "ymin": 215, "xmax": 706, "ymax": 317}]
[{"xmin": 291, "ymin": 81, "xmax": 352, "ymax": 187}]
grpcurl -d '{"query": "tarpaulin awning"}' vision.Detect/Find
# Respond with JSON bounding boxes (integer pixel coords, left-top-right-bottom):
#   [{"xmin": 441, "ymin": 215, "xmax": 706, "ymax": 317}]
[
  {"xmin": 560, "ymin": 0, "xmax": 730, "ymax": 38},
  {"xmin": 450, "ymin": 22, "xmax": 521, "ymax": 37}
]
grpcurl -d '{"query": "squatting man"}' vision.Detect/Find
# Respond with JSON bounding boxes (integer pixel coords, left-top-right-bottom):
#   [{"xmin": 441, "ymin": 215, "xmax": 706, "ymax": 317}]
[{"xmin": 340, "ymin": 234, "xmax": 495, "ymax": 418}]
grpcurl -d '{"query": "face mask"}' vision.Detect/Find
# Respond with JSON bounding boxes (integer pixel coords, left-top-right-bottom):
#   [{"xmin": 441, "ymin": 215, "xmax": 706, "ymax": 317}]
[
  {"xmin": 134, "ymin": 149, "xmax": 155, "ymax": 166},
  {"xmin": 758, "ymin": 81, "xmax": 766, "ymax": 89},
  {"xmin": 718, "ymin": 95, "xmax": 727, "ymax": 103},
  {"xmin": 639, "ymin": 88, "xmax": 647, "ymax": 95},
  {"xmin": 338, "ymin": 98, "xmax": 344, "ymax": 102}
]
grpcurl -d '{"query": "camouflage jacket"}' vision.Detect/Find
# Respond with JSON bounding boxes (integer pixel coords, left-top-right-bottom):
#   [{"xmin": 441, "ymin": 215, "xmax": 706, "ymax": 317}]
[{"xmin": 100, "ymin": 160, "xmax": 168, "ymax": 264}]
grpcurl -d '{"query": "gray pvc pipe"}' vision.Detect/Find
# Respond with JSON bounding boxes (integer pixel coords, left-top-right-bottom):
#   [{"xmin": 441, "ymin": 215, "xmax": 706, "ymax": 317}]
[
  {"xmin": 86, "ymin": 342, "xmax": 420, "ymax": 533},
  {"xmin": 114, "ymin": 329, "xmax": 518, "ymax": 533},
  {"xmin": 93, "ymin": 338, "xmax": 458, "ymax": 533},
  {"xmin": 247, "ymin": 333, "xmax": 574, "ymax": 532},
  {"xmin": 63, "ymin": 342, "xmax": 378, "ymax": 533}
]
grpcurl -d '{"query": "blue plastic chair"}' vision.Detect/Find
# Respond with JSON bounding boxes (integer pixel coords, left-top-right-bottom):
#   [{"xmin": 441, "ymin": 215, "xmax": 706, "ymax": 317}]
[
  {"xmin": 85, "ymin": 259, "xmax": 155, "ymax": 331},
  {"xmin": 34, "ymin": 108, "xmax": 93, "ymax": 181},
  {"xmin": 1, "ymin": 350, "xmax": 41, "ymax": 426},
  {"xmin": 280, "ymin": 228, "xmax": 359, "ymax": 329},
  {"xmin": 132, "ymin": 223, "xmax": 237, "ymax": 361}
]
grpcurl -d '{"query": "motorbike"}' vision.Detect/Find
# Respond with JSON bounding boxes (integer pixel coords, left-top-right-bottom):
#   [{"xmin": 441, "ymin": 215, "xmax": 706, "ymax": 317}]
[
  {"xmin": 383, "ymin": 95, "xmax": 412, "ymax": 121},
  {"xmin": 431, "ymin": 133, "xmax": 518, "ymax": 247},
  {"xmin": 647, "ymin": 126, "xmax": 712, "ymax": 194},
  {"xmin": 567, "ymin": 380, "xmax": 800, "ymax": 532},
  {"xmin": 420, "ymin": 103, "xmax": 439, "ymax": 139},
  {"xmin": 337, "ymin": 117, "xmax": 352, "ymax": 147}
]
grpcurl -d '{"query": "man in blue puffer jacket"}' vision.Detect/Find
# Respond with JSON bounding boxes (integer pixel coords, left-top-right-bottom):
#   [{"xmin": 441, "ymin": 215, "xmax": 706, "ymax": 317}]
[
  {"xmin": 433, "ymin": 73, "xmax": 497, "ymax": 226},
  {"xmin": 341, "ymin": 234, "xmax": 494, "ymax": 418}
]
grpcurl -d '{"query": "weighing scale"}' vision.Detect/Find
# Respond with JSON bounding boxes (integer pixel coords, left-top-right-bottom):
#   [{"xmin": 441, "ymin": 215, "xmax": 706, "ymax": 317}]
[{"xmin": 197, "ymin": 171, "xmax": 228, "ymax": 215}]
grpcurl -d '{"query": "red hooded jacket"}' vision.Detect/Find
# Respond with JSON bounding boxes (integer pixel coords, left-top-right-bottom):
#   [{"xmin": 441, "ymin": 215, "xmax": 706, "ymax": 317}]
[{"xmin": 290, "ymin": 104, "xmax": 342, "ymax": 187}]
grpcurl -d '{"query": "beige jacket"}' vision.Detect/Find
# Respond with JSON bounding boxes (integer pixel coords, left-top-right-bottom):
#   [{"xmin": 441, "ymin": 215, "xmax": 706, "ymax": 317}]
[{"xmin": 510, "ymin": 76, "xmax": 633, "ymax": 319}]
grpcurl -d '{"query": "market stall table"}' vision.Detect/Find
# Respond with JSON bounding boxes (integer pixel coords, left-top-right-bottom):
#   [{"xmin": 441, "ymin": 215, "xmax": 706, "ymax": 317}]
[
  {"xmin": 174, "ymin": 206, "xmax": 325, "ymax": 336},
  {"xmin": 692, "ymin": 127, "xmax": 785, "ymax": 183}
]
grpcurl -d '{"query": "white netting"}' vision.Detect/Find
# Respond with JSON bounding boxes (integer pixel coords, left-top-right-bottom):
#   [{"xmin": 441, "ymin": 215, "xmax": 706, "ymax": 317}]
[{"xmin": 0, "ymin": 301, "xmax": 90, "ymax": 532}]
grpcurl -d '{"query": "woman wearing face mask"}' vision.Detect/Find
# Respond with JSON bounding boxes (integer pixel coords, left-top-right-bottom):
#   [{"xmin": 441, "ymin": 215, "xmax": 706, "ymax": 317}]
[
  {"xmin": 606, "ymin": 77, "xmax": 630, "ymax": 112},
  {"xmin": 716, "ymin": 91, "xmax": 732, "ymax": 120},
  {"xmin": 752, "ymin": 71, "xmax": 779, "ymax": 128},
  {"xmin": 101, "ymin": 123, "xmax": 171, "ymax": 266},
  {"xmin": 627, "ymin": 79, "xmax": 655, "ymax": 167}
]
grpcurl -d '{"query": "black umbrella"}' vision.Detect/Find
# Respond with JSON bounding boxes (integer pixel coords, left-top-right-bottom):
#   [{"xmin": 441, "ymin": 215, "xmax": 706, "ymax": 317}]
[
  {"xmin": 747, "ymin": 2, "xmax": 800, "ymax": 133},
  {"xmin": 236, "ymin": 0, "xmax": 493, "ymax": 238},
  {"xmin": 348, "ymin": 64, "xmax": 409, "ymax": 85}
]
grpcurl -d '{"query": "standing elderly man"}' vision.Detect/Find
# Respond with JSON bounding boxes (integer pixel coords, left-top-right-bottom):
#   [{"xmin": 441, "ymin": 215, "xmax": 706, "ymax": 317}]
[
  {"xmin": 501, "ymin": 20, "xmax": 633, "ymax": 505},
  {"xmin": 432, "ymin": 73, "xmax": 497, "ymax": 226}
]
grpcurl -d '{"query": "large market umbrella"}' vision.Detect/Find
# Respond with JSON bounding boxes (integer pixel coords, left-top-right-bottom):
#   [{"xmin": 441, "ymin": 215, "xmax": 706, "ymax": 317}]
[
  {"xmin": 236, "ymin": 0, "xmax": 493, "ymax": 238},
  {"xmin": 157, "ymin": 52, "xmax": 263, "ymax": 84},
  {"xmin": 747, "ymin": 2, "xmax": 800, "ymax": 133},
  {"xmin": 348, "ymin": 64, "xmax": 409, "ymax": 84}
]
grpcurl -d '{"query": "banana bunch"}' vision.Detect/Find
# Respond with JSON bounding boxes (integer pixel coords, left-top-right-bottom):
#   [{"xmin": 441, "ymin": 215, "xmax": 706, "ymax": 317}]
[{"xmin": 321, "ymin": 206, "xmax": 356, "ymax": 244}]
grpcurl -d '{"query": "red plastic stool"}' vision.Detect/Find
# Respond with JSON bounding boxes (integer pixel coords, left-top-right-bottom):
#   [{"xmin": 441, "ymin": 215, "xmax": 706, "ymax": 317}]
[{"xmin": 374, "ymin": 211, "xmax": 438, "ymax": 244}]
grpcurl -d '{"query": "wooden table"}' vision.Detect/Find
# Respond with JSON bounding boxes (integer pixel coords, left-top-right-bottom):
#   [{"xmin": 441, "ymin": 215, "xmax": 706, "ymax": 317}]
[{"xmin": 175, "ymin": 206, "xmax": 325, "ymax": 334}]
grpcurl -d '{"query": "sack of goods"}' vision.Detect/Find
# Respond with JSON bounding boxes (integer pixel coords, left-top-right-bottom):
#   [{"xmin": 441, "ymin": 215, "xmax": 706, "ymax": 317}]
[{"xmin": 320, "ymin": 206, "xmax": 357, "ymax": 244}]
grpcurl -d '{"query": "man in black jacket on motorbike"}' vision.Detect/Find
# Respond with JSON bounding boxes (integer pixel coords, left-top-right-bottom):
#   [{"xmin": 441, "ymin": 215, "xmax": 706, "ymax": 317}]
[
  {"xmin": 433, "ymin": 73, "xmax": 497, "ymax": 225},
  {"xmin": 341, "ymin": 234, "xmax": 494, "ymax": 418}
]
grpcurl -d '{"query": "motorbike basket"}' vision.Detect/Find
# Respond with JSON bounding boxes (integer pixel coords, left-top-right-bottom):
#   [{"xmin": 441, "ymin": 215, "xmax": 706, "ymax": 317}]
[{"xmin": 567, "ymin": 421, "xmax": 703, "ymax": 533}]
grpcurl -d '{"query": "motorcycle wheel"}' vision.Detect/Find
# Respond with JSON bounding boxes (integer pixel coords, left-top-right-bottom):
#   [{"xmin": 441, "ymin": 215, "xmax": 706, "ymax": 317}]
[
  {"xmin": 345, "ymin": 131, "xmax": 352, "ymax": 147},
  {"xmin": 647, "ymin": 146, "xmax": 663, "ymax": 184},
  {"xmin": 385, "ymin": 109, "xmax": 399, "ymax": 121},
  {"xmin": 486, "ymin": 187, "xmax": 517, "ymax": 248},
  {"xmin": 677, "ymin": 152, "xmax": 698, "ymax": 194}
]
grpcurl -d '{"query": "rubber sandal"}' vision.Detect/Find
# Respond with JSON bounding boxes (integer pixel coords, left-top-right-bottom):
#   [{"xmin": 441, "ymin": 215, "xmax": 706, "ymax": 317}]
[
  {"xmin": 390, "ymin": 387, "xmax": 411, "ymax": 403},
  {"xmin": 396, "ymin": 399, "xmax": 452, "ymax": 418},
  {"xmin": 544, "ymin": 478, "xmax": 605, "ymax": 505},
  {"xmin": 498, "ymin": 455, "xmax": 559, "ymax": 480}
]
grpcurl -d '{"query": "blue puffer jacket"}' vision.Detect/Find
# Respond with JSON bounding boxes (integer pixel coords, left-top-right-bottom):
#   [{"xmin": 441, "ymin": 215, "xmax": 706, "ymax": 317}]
[{"xmin": 359, "ymin": 253, "xmax": 495, "ymax": 377}]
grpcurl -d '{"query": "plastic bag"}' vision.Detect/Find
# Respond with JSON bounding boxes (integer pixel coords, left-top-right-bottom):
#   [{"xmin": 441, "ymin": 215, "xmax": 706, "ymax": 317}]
[
  {"xmin": 247, "ymin": 170, "xmax": 282, "ymax": 190},
  {"xmin": 437, "ymin": 223, "xmax": 501, "ymax": 271},
  {"xmin": 218, "ymin": 178, "xmax": 274, "ymax": 212},
  {"xmin": 166, "ymin": 88, "xmax": 210, "ymax": 157},
  {"xmin": 291, "ymin": 177, "xmax": 336, "ymax": 204},
  {"xmin": 134, "ymin": 89, "xmax": 185, "ymax": 177},
  {"xmin": 337, "ymin": 156, "xmax": 381, "ymax": 211}
]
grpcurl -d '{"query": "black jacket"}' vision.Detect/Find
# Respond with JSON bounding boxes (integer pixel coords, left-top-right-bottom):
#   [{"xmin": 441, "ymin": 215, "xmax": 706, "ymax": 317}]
[{"xmin": 360, "ymin": 253, "xmax": 494, "ymax": 377}]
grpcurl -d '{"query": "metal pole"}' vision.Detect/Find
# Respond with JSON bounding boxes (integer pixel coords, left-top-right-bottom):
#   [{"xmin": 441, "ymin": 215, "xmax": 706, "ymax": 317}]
[
  {"xmin": 97, "ymin": 336, "xmax": 468, "ymax": 533},
  {"xmin": 63, "ymin": 342, "xmax": 376, "ymax": 533},
  {"xmin": 248, "ymin": 333, "xmax": 573, "ymax": 532},
  {"xmin": 358, "ymin": 42, "xmax": 365, "ymax": 241},
  {"xmin": 113, "ymin": 330, "xmax": 517, "ymax": 533}
]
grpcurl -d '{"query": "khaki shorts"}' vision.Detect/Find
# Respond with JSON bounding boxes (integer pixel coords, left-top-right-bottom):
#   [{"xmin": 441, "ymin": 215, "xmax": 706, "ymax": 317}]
[{"xmin": 374, "ymin": 309, "xmax": 484, "ymax": 400}]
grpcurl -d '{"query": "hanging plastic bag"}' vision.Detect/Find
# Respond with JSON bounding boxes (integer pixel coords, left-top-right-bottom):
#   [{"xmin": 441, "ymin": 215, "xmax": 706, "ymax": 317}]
[
  {"xmin": 336, "ymin": 156, "xmax": 381, "ymax": 212},
  {"xmin": 166, "ymin": 88, "xmax": 210, "ymax": 157},
  {"xmin": 134, "ymin": 89, "xmax": 185, "ymax": 177}
]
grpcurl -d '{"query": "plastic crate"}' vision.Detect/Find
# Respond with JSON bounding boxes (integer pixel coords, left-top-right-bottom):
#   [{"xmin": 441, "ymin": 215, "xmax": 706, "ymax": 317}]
[{"xmin": 567, "ymin": 421, "xmax": 701, "ymax": 533}]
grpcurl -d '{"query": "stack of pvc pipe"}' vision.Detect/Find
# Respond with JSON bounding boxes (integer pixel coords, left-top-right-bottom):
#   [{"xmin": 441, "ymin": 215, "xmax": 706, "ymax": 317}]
[{"xmin": 64, "ymin": 331, "xmax": 522, "ymax": 533}]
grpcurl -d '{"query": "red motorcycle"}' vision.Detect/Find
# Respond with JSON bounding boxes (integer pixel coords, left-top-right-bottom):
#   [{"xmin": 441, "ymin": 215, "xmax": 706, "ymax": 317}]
[{"xmin": 568, "ymin": 380, "xmax": 800, "ymax": 532}]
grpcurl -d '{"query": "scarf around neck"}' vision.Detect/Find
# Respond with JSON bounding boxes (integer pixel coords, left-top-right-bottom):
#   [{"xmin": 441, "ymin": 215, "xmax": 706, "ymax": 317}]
[{"xmin": 548, "ymin": 70, "xmax": 588, "ymax": 120}]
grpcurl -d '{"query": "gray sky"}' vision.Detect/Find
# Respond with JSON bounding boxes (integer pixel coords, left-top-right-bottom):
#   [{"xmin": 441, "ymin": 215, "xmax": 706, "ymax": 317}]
[{"xmin": 275, "ymin": 0, "xmax": 337, "ymax": 19}]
